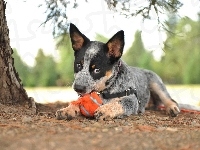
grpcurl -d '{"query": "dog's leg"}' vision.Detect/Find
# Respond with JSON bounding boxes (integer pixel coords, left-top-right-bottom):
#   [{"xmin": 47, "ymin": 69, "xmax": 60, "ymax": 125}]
[
  {"xmin": 56, "ymin": 104, "xmax": 81, "ymax": 120},
  {"xmin": 94, "ymin": 95, "xmax": 139, "ymax": 120},
  {"xmin": 150, "ymin": 82, "xmax": 180, "ymax": 117}
]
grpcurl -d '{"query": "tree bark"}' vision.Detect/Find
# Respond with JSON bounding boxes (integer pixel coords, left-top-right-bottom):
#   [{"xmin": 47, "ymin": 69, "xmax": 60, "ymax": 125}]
[{"xmin": 0, "ymin": 0, "xmax": 36, "ymax": 112}]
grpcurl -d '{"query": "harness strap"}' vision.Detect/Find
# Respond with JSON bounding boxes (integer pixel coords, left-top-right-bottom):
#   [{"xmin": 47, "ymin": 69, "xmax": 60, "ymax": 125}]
[{"xmin": 101, "ymin": 87, "xmax": 138, "ymax": 99}]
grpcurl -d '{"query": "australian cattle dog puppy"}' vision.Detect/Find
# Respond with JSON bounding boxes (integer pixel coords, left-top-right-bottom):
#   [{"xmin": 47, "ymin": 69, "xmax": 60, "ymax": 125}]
[{"xmin": 56, "ymin": 23, "xmax": 180, "ymax": 120}]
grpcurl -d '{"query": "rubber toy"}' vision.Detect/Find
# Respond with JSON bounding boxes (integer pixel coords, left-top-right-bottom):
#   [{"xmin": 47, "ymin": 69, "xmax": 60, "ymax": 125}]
[{"xmin": 71, "ymin": 92, "xmax": 103, "ymax": 117}]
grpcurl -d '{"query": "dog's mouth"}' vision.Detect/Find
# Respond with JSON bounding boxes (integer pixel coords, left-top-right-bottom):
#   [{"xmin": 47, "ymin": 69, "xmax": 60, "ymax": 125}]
[
  {"xmin": 73, "ymin": 83, "xmax": 100, "ymax": 96},
  {"xmin": 77, "ymin": 92, "xmax": 85, "ymax": 97},
  {"xmin": 75, "ymin": 90, "xmax": 85, "ymax": 97}
]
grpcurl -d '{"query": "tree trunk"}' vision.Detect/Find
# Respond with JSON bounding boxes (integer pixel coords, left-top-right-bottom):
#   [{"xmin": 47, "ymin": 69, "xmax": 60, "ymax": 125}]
[{"xmin": 0, "ymin": 0, "xmax": 36, "ymax": 112}]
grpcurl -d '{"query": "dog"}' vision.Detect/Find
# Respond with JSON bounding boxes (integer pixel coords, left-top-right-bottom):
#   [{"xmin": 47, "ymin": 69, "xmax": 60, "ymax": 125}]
[{"xmin": 56, "ymin": 23, "xmax": 180, "ymax": 120}]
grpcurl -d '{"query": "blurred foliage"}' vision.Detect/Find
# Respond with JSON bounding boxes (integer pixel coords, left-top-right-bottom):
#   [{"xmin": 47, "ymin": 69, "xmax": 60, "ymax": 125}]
[
  {"xmin": 123, "ymin": 15, "xmax": 200, "ymax": 84},
  {"xmin": 55, "ymin": 33, "xmax": 74, "ymax": 86},
  {"xmin": 13, "ymin": 15, "xmax": 200, "ymax": 86},
  {"xmin": 12, "ymin": 48, "xmax": 31, "ymax": 86},
  {"xmin": 122, "ymin": 30, "xmax": 155, "ymax": 71},
  {"xmin": 95, "ymin": 33, "xmax": 108, "ymax": 43},
  {"xmin": 32, "ymin": 49, "xmax": 58, "ymax": 86},
  {"xmin": 42, "ymin": 0, "xmax": 182, "ymax": 36},
  {"xmin": 160, "ymin": 15, "xmax": 200, "ymax": 84},
  {"xmin": 106, "ymin": 0, "xmax": 182, "ymax": 22},
  {"xmin": 13, "ymin": 34, "xmax": 74, "ymax": 87},
  {"xmin": 13, "ymin": 49, "xmax": 58, "ymax": 87},
  {"xmin": 41, "ymin": 0, "xmax": 77, "ymax": 36}
]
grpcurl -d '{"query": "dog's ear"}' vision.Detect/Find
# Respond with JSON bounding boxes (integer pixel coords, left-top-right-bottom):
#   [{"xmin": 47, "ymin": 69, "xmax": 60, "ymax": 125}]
[
  {"xmin": 106, "ymin": 30, "xmax": 124, "ymax": 61},
  {"xmin": 70, "ymin": 23, "xmax": 90, "ymax": 51}
]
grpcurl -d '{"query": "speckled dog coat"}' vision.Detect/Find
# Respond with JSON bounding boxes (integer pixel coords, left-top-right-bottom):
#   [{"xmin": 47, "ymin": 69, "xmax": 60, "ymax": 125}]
[{"xmin": 56, "ymin": 23, "xmax": 180, "ymax": 120}]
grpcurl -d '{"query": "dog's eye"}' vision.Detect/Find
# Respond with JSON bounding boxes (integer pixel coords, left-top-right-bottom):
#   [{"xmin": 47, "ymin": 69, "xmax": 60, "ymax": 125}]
[
  {"xmin": 77, "ymin": 63, "xmax": 82, "ymax": 70},
  {"xmin": 94, "ymin": 68, "xmax": 100, "ymax": 74}
]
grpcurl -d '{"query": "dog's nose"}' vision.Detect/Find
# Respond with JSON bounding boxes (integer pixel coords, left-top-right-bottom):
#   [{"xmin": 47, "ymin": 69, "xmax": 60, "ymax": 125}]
[{"xmin": 74, "ymin": 84, "xmax": 86, "ymax": 93}]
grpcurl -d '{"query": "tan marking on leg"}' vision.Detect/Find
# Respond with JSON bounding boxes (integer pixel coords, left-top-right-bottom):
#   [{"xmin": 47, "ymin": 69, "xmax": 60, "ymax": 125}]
[
  {"xmin": 150, "ymin": 83, "xmax": 180, "ymax": 116},
  {"xmin": 56, "ymin": 104, "xmax": 81, "ymax": 120},
  {"xmin": 150, "ymin": 83, "xmax": 172, "ymax": 105}
]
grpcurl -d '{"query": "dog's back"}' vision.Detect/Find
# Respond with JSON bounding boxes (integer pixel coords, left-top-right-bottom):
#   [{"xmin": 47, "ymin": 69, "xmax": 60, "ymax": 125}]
[{"xmin": 127, "ymin": 64, "xmax": 172, "ymax": 113}]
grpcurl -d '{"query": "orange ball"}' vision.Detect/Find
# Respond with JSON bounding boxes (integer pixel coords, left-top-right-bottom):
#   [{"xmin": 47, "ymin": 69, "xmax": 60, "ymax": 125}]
[{"xmin": 71, "ymin": 92, "xmax": 103, "ymax": 117}]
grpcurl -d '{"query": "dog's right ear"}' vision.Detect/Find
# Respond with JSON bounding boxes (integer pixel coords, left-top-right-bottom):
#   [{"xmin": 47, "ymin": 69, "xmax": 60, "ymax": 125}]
[
  {"xmin": 69, "ymin": 23, "xmax": 90, "ymax": 51},
  {"xmin": 105, "ymin": 30, "xmax": 125, "ymax": 62}
]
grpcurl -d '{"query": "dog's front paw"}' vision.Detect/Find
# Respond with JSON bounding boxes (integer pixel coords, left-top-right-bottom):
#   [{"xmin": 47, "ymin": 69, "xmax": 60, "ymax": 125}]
[
  {"xmin": 166, "ymin": 102, "xmax": 180, "ymax": 117},
  {"xmin": 94, "ymin": 102, "xmax": 124, "ymax": 120},
  {"xmin": 56, "ymin": 109, "xmax": 72, "ymax": 120},
  {"xmin": 55, "ymin": 104, "xmax": 80, "ymax": 120}
]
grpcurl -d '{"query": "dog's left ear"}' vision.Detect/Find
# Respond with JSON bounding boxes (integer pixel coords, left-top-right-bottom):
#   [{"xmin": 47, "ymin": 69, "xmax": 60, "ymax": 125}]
[{"xmin": 106, "ymin": 30, "xmax": 124, "ymax": 61}]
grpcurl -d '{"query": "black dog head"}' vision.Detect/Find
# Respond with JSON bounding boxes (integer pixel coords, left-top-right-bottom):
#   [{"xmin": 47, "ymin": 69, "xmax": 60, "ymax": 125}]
[{"xmin": 69, "ymin": 23, "xmax": 125, "ymax": 95}]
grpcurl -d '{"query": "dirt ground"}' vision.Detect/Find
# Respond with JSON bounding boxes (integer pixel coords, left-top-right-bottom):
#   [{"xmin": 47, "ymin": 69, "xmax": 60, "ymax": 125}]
[{"xmin": 0, "ymin": 102, "xmax": 200, "ymax": 150}]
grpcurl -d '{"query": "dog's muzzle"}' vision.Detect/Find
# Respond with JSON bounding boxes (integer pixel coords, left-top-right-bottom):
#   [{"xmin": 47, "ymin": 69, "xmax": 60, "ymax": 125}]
[{"xmin": 74, "ymin": 84, "xmax": 87, "ymax": 95}]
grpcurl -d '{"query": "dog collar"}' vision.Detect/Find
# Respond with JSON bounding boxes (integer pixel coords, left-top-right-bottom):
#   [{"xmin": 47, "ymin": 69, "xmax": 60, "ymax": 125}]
[{"xmin": 100, "ymin": 87, "xmax": 138, "ymax": 99}]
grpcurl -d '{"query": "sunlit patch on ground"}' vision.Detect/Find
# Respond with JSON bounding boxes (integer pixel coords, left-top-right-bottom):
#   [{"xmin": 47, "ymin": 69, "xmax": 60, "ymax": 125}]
[
  {"xmin": 26, "ymin": 85, "xmax": 200, "ymax": 107},
  {"xmin": 26, "ymin": 87, "xmax": 78, "ymax": 104},
  {"xmin": 167, "ymin": 85, "xmax": 200, "ymax": 107}
]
